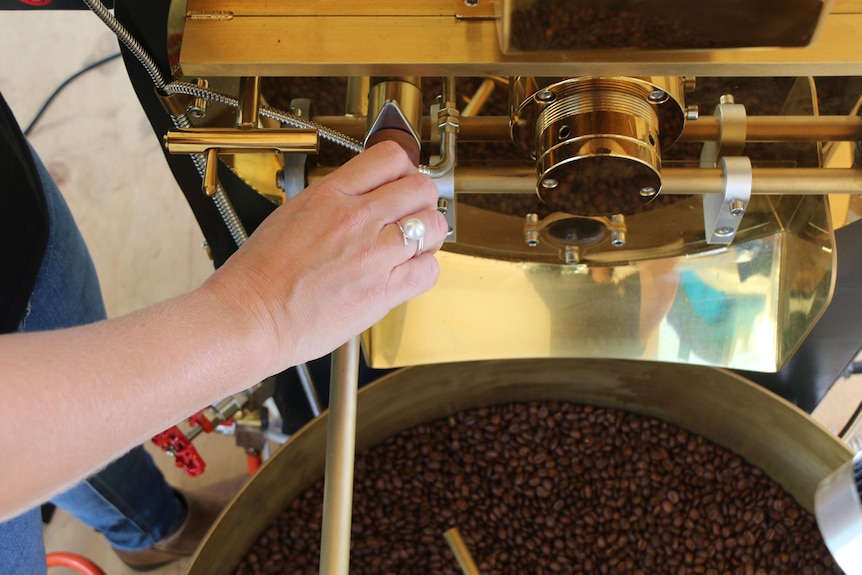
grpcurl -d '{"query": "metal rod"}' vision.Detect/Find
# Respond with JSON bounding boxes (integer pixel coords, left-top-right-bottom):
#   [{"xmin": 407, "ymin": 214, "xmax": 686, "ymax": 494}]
[
  {"xmin": 311, "ymin": 114, "xmax": 862, "ymax": 143},
  {"xmin": 237, "ymin": 76, "xmax": 261, "ymax": 129},
  {"xmin": 461, "ymin": 78, "xmax": 496, "ymax": 117},
  {"xmin": 164, "ymin": 128, "xmax": 320, "ymax": 154},
  {"xmin": 203, "ymin": 148, "xmax": 219, "ymax": 197},
  {"xmin": 296, "ymin": 363, "xmax": 322, "ymax": 417},
  {"xmin": 319, "ymin": 337, "xmax": 360, "ymax": 575},
  {"xmin": 444, "ymin": 528, "xmax": 482, "ymax": 575},
  {"xmin": 308, "ymin": 165, "xmax": 862, "ymax": 195}
]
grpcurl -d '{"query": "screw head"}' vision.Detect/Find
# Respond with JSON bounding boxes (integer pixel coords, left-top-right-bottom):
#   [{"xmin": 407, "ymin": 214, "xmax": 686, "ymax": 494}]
[
  {"xmin": 536, "ymin": 90, "xmax": 556, "ymax": 103},
  {"xmin": 648, "ymin": 90, "xmax": 669, "ymax": 103}
]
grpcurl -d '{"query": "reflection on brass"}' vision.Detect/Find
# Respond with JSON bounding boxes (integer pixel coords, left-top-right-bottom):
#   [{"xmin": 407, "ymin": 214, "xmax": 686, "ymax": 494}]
[
  {"xmin": 186, "ymin": 359, "xmax": 853, "ymax": 575},
  {"xmin": 363, "ymin": 193, "xmax": 835, "ymax": 372}
]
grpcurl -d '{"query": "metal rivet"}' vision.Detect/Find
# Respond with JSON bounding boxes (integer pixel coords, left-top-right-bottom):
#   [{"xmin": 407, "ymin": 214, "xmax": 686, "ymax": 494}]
[
  {"xmin": 542, "ymin": 178, "xmax": 559, "ymax": 189},
  {"xmin": 640, "ymin": 186, "xmax": 657, "ymax": 197},
  {"xmin": 715, "ymin": 226, "xmax": 735, "ymax": 237}
]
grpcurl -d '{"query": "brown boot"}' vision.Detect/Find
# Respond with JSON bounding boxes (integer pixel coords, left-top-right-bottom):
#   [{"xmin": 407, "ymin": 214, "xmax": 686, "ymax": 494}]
[{"xmin": 112, "ymin": 476, "xmax": 245, "ymax": 571}]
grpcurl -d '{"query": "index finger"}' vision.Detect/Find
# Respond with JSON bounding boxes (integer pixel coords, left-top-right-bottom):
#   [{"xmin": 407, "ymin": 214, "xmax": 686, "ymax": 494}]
[{"xmin": 313, "ymin": 140, "xmax": 418, "ymax": 197}]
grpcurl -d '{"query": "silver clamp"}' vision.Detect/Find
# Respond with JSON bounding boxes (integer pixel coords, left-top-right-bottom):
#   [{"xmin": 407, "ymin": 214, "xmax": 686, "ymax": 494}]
[
  {"xmin": 703, "ymin": 156, "xmax": 752, "ymax": 245},
  {"xmin": 700, "ymin": 94, "xmax": 747, "ymax": 168}
]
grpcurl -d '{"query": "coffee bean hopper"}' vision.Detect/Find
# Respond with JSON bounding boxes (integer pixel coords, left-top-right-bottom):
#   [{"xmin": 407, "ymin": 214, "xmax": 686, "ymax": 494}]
[{"xmin": 59, "ymin": 0, "xmax": 862, "ymax": 571}]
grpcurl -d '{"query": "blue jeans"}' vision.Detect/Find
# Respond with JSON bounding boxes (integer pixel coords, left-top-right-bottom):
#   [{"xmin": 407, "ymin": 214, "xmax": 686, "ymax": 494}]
[{"xmin": 0, "ymin": 148, "xmax": 184, "ymax": 574}]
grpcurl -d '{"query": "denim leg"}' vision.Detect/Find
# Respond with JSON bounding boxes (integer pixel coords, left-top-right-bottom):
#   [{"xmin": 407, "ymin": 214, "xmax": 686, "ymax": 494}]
[
  {"xmin": 0, "ymin": 510, "xmax": 46, "ymax": 575},
  {"xmin": 0, "ymin": 146, "xmax": 184, "ymax": 568}
]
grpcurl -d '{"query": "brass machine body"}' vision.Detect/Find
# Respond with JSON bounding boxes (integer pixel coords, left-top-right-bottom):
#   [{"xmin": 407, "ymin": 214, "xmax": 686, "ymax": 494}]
[{"xmin": 171, "ymin": 0, "xmax": 859, "ymax": 374}]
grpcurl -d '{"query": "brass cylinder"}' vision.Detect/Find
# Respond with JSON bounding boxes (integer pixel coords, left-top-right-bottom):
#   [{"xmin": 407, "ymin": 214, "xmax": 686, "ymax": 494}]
[
  {"xmin": 510, "ymin": 77, "xmax": 687, "ymax": 215},
  {"xmin": 366, "ymin": 77, "xmax": 424, "ymax": 140}
]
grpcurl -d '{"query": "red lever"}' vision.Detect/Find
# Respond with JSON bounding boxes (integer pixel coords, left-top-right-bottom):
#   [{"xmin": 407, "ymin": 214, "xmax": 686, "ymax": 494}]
[{"xmin": 151, "ymin": 425, "xmax": 206, "ymax": 477}]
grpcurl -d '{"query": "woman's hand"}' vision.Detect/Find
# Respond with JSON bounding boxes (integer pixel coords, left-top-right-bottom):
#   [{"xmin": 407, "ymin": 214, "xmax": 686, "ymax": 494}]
[{"xmin": 202, "ymin": 140, "xmax": 449, "ymax": 373}]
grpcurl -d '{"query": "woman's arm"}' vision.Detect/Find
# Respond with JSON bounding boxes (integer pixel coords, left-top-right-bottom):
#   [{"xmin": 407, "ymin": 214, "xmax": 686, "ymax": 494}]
[{"xmin": 0, "ymin": 141, "xmax": 448, "ymax": 519}]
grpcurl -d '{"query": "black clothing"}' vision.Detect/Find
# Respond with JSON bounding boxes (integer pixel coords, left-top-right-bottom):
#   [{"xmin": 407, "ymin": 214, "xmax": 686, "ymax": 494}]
[{"xmin": 0, "ymin": 92, "xmax": 48, "ymax": 333}]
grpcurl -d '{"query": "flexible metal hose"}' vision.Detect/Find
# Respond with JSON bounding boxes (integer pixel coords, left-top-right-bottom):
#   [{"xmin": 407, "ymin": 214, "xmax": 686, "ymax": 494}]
[
  {"xmin": 165, "ymin": 81, "xmax": 365, "ymax": 153},
  {"xmin": 82, "ymin": 0, "xmax": 249, "ymax": 246}
]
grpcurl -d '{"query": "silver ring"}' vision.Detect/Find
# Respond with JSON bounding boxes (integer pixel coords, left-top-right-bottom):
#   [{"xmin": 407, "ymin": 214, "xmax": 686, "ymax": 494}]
[{"xmin": 397, "ymin": 217, "xmax": 426, "ymax": 257}]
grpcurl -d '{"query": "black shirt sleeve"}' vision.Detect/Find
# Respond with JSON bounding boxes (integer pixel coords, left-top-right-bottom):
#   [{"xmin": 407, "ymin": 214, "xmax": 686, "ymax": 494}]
[{"xmin": 0, "ymin": 92, "xmax": 49, "ymax": 334}]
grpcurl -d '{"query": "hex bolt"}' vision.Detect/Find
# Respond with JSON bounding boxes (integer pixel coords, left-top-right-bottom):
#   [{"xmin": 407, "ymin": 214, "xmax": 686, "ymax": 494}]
[
  {"xmin": 729, "ymin": 199, "xmax": 745, "ymax": 216},
  {"xmin": 611, "ymin": 230, "xmax": 626, "ymax": 248},
  {"xmin": 437, "ymin": 198, "xmax": 449, "ymax": 215}
]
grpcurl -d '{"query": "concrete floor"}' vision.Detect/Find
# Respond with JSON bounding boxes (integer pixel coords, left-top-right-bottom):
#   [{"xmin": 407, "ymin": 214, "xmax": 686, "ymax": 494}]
[{"xmin": 3, "ymin": 5, "xmax": 862, "ymax": 575}]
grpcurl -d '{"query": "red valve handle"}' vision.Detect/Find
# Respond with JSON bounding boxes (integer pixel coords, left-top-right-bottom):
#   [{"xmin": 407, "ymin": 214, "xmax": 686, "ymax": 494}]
[{"xmin": 151, "ymin": 425, "xmax": 206, "ymax": 477}]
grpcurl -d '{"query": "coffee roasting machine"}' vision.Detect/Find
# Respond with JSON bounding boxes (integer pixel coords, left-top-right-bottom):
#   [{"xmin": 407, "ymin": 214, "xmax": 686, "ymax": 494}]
[{"xmin": 14, "ymin": 0, "xmax": 862, "ymax": 572}]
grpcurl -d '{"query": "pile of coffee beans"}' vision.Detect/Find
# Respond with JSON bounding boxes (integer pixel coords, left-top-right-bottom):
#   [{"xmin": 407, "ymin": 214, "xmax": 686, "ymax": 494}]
[
  {"xmin": 510, "ymin": 1, "xmax": 717, "ymax": 52},
  {"xmin": 233, "ymin": 402, "xmax": 840, "ymax": 575}
]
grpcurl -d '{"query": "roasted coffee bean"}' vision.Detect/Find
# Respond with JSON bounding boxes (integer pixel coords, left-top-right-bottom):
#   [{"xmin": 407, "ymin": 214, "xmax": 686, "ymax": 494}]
[{"xmin": 233, "ymin": 402, "xmax": 840, "ymax": 575}]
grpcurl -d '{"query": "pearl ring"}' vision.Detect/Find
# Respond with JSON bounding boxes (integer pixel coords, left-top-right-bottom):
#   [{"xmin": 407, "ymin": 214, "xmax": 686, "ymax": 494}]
[{"xmin": 397, "ymin": 217, "xmax": 425, "ymax": 257}]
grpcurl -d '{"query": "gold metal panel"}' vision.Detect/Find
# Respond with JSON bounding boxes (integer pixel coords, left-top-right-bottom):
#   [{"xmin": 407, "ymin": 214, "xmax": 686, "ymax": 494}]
[
  {"xmin": 362, "ymin": 195, "xmax": 835, "ymax": 372},
  {"xmin": 179, "ymin": 1, "xmax": 862, "ymax": 77},
  {"xmin": 187, "ymin": 359, "xmax": 853, "ymax": 575}
]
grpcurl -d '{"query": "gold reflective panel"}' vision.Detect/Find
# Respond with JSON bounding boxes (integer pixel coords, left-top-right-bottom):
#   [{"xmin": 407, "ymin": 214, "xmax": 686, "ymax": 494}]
[{"xmin": 363, "ymin": 194, "xmax": 835, "ymax": 372}]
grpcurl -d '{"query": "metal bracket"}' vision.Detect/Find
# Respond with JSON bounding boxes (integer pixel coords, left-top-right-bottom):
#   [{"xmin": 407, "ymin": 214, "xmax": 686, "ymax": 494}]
[
  {"xmin": 277, "ymin": 98, "xmax": 312, "ymax": 200},
  {"xmin": 364, "ymin": 100, "xmax": 422, "ymax": 151},
  {"xmin": 432, "ymin": 154, "xmax": 457, "ymax": 242},
  {"xmin": 700, "ymin": 95, "xmax": 747, "ymax": 168},
  {"xmin": 703, "ymin": 156, "xmax": 752, "ymax": 245}
]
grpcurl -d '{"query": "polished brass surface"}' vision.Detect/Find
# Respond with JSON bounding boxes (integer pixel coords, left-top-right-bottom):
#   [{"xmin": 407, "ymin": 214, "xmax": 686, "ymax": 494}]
[
  {"xmin": 163, "ymin": 127, "xmax": 319, "ymax": 154},
  {"xmin": 366, "ymin": 77, "xmax": 424, "ymax": 138},
  {"xmin": 179, "ymin": 0, "xmax": 862, "ymax": 77},
  {"xmin": 510, "ymin": 77, "xmax": 686, "ymax": 215},
  {"xmin": 363, "ymin": 192, "xmax": 834, "ymax": 372},
  {"xmin": 186, "ymin": 359, "xmax": 854, "ymax": 575}
]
